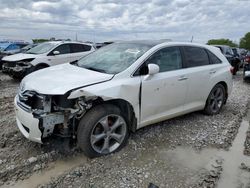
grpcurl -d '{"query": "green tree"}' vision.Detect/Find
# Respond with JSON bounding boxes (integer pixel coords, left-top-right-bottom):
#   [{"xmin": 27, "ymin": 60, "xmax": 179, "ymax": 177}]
[
  {"xmin": 207, "ymin": 39, "xmax": 238, "ymax": 47},
  {"xmin": 32, "ymin": 39, "xmax": 50, "ymax": 43},
  {"xmin": 239, "ymin": 32, "xmax": 250, "ymax": 50}
]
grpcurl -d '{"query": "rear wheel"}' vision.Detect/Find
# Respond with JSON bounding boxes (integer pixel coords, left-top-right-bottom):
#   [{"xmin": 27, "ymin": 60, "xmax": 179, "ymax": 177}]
[
  {"xmin": 204, "ymin": 84, "xmax": 226, "ymax": 115},
  {"xmin": 77, "ymin": 104, "xmax": 129, "ymax": 158}
]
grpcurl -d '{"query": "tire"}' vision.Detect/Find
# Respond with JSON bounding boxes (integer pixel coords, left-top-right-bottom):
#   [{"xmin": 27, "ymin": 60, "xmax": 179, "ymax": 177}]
[
  {"xmin": 23, "ymin": 64, "xmax": 48, "ymax": 77},
  {"xmin": 11, "ymin": 75, "xmax": 22, "ymax": 81},
  {"xmin": 77, "ymin": 104, "xmax": 129, "ymax": 158},
  {"xmin": 204, "ymin": 84, "xmax": 226, "ymax": 115},
  {"xmin": 34, "ymin": 64, "xmax": 48, "ymax": 71}
]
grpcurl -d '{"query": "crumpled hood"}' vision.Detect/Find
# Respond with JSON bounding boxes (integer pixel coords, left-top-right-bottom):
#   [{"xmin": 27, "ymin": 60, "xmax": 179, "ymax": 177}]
[
  {"xmin": 2, "ymin": 53, "xmax": 37, "ymax": 61},
  {"xmin": 21, "ymin": 63, "xmax": 114, "ymax": 95}
]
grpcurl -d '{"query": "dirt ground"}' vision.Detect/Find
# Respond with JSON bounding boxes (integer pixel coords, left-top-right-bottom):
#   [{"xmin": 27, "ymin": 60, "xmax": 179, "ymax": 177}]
[{"xmin": 0, "ymin": 71, "xmax": 250, "ymax": 188}]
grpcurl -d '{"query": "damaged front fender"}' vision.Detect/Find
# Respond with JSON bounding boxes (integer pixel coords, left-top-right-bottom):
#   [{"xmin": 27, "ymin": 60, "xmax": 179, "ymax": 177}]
[{"xmin": 67, "ymin": 77, "xmax": 141, "ymax": 124}]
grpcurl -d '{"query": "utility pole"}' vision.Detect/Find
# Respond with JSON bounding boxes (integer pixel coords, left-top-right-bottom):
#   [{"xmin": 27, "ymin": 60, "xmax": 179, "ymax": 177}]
[{"xmin": 191, "ymin": 36, "xmax": 194, "ymax": 43}]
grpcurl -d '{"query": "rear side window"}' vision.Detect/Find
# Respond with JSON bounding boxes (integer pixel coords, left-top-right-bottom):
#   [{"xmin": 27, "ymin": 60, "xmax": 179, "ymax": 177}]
[
  {"xmin": 183, "ymin": 46, "xmax": 210, "ymax": 67},
  {"xmin": 53, "ymin": 44, "xmax": 71, "ymax": 54},
  {"xmin": 207, "ymin": 50, "xmax": 222, "ymax": 64},
  {"xmin": 70, "ymin": 44, "xmax": 91, "ymax": 53}
]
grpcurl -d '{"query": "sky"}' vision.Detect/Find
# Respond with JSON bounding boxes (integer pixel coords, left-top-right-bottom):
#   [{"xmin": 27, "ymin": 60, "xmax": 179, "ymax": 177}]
[{"xmin": 0, "ymin": 0, "xmax": 249, "ymax": 44}]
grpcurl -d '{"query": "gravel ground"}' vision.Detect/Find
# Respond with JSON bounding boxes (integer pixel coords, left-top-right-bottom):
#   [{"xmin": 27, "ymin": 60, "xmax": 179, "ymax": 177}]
[{"xmin": 0, "ymin": 71, "xmax": 250, "ymax": 188}]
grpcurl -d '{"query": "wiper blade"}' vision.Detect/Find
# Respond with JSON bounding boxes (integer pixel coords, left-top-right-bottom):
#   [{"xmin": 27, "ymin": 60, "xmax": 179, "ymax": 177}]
[
  {"xmin": 70, "ymin": 60, "xmax": 79, "ymax": 66},
  {"xmin": 85, "ymin": 67, "xmax": 107, "ymax": 73}
]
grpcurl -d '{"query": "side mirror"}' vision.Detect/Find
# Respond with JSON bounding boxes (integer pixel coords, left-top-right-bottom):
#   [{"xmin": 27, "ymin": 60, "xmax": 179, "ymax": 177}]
[
  {"xmin": 53, "ymin": 51, "xmax": 60, "ymax": 55},
  {"xmin": 148, "ymin": 64, "xmax": 159, "ymax": 75}
]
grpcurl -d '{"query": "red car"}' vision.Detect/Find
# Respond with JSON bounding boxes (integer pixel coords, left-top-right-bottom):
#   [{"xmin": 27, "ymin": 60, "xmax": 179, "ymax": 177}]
[
  {"xmin": 245, "ymin": 51, "xmax": 250, "ymax": 63},
  {"xmin": 243, "ymin": 51, "xmax": 250, "ymax": 80}
]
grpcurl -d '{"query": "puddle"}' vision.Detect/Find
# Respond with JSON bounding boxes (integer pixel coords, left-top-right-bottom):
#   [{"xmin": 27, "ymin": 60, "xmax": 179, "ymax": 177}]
[
  {"xmin": 161, "ymin": 147, "xmax": 220, "ymax": 170},
  {"xmin": 7, "ymin": 155, "xmax": 87, "ymax": 188},
  {"xmin": 217, "ymin": 119, "xmax": 250, "ymax": 188},
  {"xmin": 6, "ymin": 110, "xmax": 250, "ymax": 188},
  {"xmin": 158, "ymin": 111, "xmax": 250, "ymax": 188}
]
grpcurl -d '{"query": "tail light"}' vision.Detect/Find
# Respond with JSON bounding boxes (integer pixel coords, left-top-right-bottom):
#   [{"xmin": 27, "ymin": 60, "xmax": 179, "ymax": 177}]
[{"xmin": 230, "ymin": 67, "xmax": 234, "ymax": 74}]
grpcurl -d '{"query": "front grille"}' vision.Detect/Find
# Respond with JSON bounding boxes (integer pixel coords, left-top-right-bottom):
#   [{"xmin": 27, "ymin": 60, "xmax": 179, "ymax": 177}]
[
  {"xmin": 2, "ymin": 60, "xmax": 17, "ymax": 68},
  {"xmin": 18, "ymin": 91, "xmax": 44, "ymax": 111}
]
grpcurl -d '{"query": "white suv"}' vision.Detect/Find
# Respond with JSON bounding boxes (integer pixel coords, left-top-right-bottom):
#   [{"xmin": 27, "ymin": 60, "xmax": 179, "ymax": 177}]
[
  {"xmin": 2, "ymin": 41, "xmax": 95, "ymax": 78},
  {"xmin": 14, "ymin": 41, "xmax": 233, "ymax": 157}
]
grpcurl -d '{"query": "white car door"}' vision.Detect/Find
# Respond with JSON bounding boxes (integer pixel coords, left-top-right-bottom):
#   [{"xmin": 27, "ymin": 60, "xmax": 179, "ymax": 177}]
[
  {"xmin": 181, "ymin": 46, "xmax": 220, "ymax": 111},
  {"xmin": 69, "ymin": 44, "xmax": 94, "ymax": 62},
  {"xmin": 139, "ymin": 46, "xmax": 188, "ymax": 127},
  {"xmin": 47, "ymin": 44, "xmax": 72, "ymax": 66}
]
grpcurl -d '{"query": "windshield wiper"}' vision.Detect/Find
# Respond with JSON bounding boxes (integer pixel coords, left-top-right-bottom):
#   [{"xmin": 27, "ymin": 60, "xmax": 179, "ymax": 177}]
[
  {"xmin": 84, "ymin": 66, "xmax": 107, "ymax": 73},
  {"xmin": 70, "ymin": 60, "xmax": 79, "ymax": 66},
  {"xmin": 25, "ymin": 52, "xmax": 36, "ymax": 54}
]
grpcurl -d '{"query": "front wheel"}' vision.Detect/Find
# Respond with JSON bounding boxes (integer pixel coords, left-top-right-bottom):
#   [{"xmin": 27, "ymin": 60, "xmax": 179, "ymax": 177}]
[
  {"xmin": 204, "ymin": 84, "xmax": 226, "ymax": 115},
  {"xmin": 77, "ymin": 104, "xmax": 129, "ymax": 158}
]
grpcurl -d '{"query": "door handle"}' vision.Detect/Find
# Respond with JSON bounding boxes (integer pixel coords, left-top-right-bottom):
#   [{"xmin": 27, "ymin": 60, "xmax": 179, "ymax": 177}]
[
  {"xmin": 178, "ymin": 76, "xmax": 188, "ymax": 81},
  {"xmin": 209, "ymin": 70, "xmax": 216, "ymax": 74}
]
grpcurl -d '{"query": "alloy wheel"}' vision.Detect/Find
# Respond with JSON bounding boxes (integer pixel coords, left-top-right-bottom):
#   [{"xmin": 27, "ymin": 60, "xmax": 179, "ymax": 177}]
[
  {"xmin": 209, "ymin": 87, "xmax": 224, "ymax": 113},
  {"xmin": 90, "ymin": 114, "xmax": 127, "ymax": 154}
]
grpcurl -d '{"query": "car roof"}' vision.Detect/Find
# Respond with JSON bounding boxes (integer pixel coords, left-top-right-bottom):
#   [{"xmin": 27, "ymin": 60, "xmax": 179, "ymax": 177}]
[
  {"xmin": 212, "ymin": 45, "xmax": 231, "ymax": 48},
  {"xmin": 115, "ymin": 40, "xmax": 217, "ymax": 50},
  {"xmin": 115, "ymin": 39, "xmax": 172, "ymax": 47},
  {"xmin": 0, "ymin": 43, "xmax": 11, "ymax": 48},
  {"xmin": 46, "ymin": 41, "xmax": 93, "ymax": 46}
]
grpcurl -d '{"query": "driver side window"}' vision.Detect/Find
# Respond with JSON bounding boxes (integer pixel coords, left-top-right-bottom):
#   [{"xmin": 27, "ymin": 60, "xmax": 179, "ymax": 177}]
[
  {"xmin": 134, "ymin": 46, "xmax": 183, "ymax": 76},
  {"xmin": 51, "ymin": 44, "xmax": 70, "ymax": 55}
]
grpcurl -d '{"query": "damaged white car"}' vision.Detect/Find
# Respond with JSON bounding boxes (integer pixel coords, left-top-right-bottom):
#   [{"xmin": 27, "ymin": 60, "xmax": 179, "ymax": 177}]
[
  {"xmin": 2, "ymin": 41, "xmax": 95, "ymax": 79},
  {"xmin": 14, "ymin": 41, "xmax": 233, "ymax": 157}
]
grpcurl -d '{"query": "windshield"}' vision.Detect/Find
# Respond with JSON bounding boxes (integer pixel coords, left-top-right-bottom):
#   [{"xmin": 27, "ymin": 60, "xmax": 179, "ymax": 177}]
[
  {"xmin": 22, "ymin": 44, "xmax": 35, "ymax": 50},
  {"xmin": 0, "ymin": 43, "xmax": 10, "ymax": 52},
  {"xmin": 77, "ymin": 43, "xmax": 152, "ymax": 74},
  {"xmin": 26, "ymin": 42, "xmax": 57, "ymax": 54}
]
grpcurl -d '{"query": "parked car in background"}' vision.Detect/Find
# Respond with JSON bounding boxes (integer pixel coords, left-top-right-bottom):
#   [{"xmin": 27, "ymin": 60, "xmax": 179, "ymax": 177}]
[
  {"xmin": 1, "ymin": 43, "xmax": 37, "ymax": 70},
  {"xmin": 243, "ymin": 51, "xmax": 250, "ymax": 80},
  {"xmin": 2, "ymin": 41, "xmax": 95, "ymax": 79},
  {"xmin": 213, "ymin": 45, "xmax": 240, "ymax": 75},
  {"xmin": 0, "ymin": 42, "xmax": 29, "ymax": 52},
  {"xmin": 232, "ymin": 48, "xmax": 241, "ymax": 59},
  {"xmin": 0, "ymin": 42, "xmax": 30, "ymax": 69},
  {"xmin": 14, "ymin": 41, "xmax": 233, "ymax": 158},
  {"xmin": 232, "ymin": 47, "xmax": 244, "ymax": 67}
]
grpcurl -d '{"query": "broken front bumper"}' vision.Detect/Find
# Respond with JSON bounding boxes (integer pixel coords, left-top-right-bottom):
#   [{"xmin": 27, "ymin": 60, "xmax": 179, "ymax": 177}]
[
  {"xmin": 14, "ymin": 96, "xmax": 42, "ymax": 143},
  {"xmin": 14, "ymin": 95, "xmax": 65, "ymax": 143},
  {"xmin": 2, "ymin": 61, "xmax": 17, "ymax": 73},
  {"xmin": 9, "ymin": 65, "xmax": 30, "ymax": 78},
  {"xmin": 3, "ymin": 62, "xmax": 33, "ymax": 78}
]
